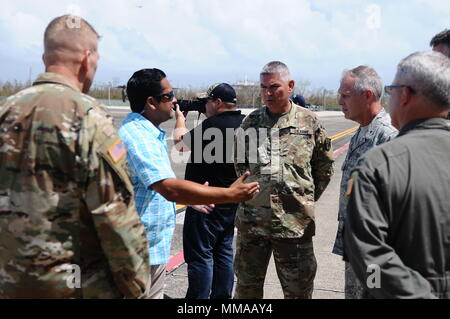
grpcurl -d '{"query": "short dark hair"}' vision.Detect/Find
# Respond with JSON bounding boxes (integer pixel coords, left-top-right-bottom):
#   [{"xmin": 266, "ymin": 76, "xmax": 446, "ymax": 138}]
[
  {"xmin": 127, "ymin": 68, "xmax": 166, "ymax": 113},
  {"xmin": 430, "ymin": 29, "xmax": 450, "ymax": 48}
]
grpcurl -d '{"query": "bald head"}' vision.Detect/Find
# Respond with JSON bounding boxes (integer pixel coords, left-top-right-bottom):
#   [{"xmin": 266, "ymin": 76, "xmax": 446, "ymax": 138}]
[{"xmin": 43, "ymin": 15, "xmax": 99, "ymax": 65}]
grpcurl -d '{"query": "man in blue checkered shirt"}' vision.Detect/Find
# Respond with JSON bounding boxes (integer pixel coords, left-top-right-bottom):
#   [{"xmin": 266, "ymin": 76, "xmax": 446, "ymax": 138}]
[{"xmin": 119, "ymin": 69, "xmax": 260, "ymax": 299}]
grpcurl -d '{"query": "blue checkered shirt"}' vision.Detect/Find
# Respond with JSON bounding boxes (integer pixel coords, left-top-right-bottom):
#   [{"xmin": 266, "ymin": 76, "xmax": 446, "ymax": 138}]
[{"xmin": 119, "ymin": 113, "xmax": 176, "ymax": 266}]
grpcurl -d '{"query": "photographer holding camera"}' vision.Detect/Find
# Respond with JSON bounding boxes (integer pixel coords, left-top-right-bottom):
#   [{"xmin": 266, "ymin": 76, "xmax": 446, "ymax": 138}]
[{"xmin": 174, "ymin": 83, "xmax": 245, "ymax": 299}]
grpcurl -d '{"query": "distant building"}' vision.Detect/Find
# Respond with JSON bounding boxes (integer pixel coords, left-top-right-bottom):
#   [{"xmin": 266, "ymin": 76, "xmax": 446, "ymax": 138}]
[
  {"xmin": 233, "ymin": 77, "xmax": 260, "ymax": 108},
  {"xmin": 234, "ymin": 77, "xmax": 258, "ymax": 88}
]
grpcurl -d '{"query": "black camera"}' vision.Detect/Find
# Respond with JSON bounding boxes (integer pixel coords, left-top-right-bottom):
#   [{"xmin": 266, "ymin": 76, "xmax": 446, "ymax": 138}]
[{"xmin": 176, "ymin": 99, "xmax": 207, "ymax": 114}]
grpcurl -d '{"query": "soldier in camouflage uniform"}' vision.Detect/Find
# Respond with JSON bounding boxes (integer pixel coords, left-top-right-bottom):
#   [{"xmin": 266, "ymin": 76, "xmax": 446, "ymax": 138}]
[
  {"xmin": 332, "ymin": 66, "xmax": 397, "ymax": 299},
  {"xmin": 233, "ymin": 61, "xmax": 334, "ymax": 299},
  {"xmin": 0, "ymin": 15, "xmax": 150, "ymax": 299}
]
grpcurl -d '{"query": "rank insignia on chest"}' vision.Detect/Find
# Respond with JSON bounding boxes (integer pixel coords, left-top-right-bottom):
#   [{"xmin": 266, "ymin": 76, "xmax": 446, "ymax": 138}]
[{"xmin": 108, "ymin": 138, "xmax": 127, "ymax": 163}]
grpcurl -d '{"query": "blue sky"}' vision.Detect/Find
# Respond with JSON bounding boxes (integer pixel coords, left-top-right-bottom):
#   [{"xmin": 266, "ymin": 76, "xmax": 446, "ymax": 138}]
[{"xmin": 0, "ymin": 0, "xmax": 449, "ymax": 92}]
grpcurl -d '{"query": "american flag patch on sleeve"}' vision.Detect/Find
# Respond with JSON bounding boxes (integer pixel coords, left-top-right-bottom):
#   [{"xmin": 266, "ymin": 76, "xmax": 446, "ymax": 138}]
[{"xmin": 108, "ymin": 139, "xmax": 127, "ymax": 163}]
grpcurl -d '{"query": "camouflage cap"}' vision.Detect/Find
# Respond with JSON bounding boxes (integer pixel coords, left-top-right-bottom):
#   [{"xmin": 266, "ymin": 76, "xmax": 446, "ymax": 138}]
[{"xmin": 197, "ymin": 83, "xmax": 237, "ymax": 103}]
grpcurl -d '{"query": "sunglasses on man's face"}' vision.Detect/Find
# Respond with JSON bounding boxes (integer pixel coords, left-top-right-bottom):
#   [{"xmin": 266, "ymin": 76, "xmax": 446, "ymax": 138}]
[{"xmin": 155, "ymin": 91, "xmax": 175, "ymax": 102}]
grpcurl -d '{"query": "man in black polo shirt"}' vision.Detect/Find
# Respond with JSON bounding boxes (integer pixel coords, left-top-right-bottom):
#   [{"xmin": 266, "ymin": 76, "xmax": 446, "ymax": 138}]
[{"xmin": 174, "ymin": 83, "xmax": 245, "ymax": 299}]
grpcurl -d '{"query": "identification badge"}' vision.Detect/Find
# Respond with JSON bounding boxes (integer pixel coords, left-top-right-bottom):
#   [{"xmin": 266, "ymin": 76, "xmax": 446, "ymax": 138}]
[{"xmin": 108, "ymin": 139, "xmax": 127, "ymax": 163}]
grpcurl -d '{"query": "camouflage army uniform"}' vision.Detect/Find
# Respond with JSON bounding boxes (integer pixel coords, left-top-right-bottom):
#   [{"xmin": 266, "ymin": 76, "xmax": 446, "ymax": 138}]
[
  {"xmin": 0, "ymin": 73, "xmax": 150, "ymax": 299},
  {"xmin": 234, "ymin": 102, "xmax": 334, "ymax": 299},
  {"xmin": 332, "ymin": 108, "xmax": 397, "ymax": 299}
]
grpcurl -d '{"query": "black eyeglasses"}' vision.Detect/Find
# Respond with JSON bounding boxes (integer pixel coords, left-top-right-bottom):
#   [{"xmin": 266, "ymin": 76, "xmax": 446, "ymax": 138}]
[
  {"xmin": 384, "ymin": 85, "xmax": 416, "ymax": 96},
  {"xmin": 155, "ymin": 91, "xmax": 175, "ymax": 102}
]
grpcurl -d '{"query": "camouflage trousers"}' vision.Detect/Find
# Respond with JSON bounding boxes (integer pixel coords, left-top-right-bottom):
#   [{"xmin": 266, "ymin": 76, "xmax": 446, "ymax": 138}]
[
  {"xmin": 345, "ymin": 262, "xmax": 370, "ymax": 299},
  {"xmin": 234, "ymin": 231, "xmax": 317, "ymax": 299}
]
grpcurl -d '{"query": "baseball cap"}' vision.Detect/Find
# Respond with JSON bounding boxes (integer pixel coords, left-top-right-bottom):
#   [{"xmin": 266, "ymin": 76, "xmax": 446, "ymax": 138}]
[
  {"xmin": 291, "ymin": 94, "xmax": 306, "ymax": 107},
  {"xmin": 198, "ymin": 83, "xmax": 237, "ymax": 103}
]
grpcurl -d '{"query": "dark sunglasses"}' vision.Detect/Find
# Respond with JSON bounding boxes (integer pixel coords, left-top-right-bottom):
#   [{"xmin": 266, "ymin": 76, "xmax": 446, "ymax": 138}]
[
  {"xmin": 384, "ymin": 85, "xmax": 416, "ymax": 96},
  {"xmin": 155, "ymin": 91, "xmax": 175, "ymax": 102}
]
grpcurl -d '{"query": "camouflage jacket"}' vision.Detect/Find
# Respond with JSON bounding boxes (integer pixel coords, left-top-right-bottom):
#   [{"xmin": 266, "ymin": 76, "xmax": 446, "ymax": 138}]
[
  {"xmin": 234, "ymin": 102, "xmax": 334, "ymax": 239},
  {"xmin": 332, "ymin": 108, "xmax": 397, "ymax": 256},
  {"xmin": 0, "ymin": 73, "xmax": 150, "ymax": 299}
]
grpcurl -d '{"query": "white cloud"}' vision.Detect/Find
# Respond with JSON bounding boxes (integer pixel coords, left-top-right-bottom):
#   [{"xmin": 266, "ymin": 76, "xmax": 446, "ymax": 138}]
[{"xmin": 0, "ymin": 0, "xmax": 449, "ymax": 89}]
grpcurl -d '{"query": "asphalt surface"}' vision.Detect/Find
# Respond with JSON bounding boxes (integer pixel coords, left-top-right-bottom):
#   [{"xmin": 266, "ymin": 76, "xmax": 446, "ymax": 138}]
[{"xmin": 109, "ymin": 107, "xmax": 355, "ymax": 299}]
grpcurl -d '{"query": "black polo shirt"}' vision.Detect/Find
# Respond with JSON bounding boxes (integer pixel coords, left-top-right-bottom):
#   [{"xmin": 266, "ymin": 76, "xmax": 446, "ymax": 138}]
[{"xmin": 183, "ymin": 110, "xmax": 245, "ymax": 189}]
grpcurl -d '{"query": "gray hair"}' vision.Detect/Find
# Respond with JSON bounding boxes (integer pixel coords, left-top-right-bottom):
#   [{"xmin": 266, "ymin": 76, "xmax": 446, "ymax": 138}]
[
  {"xmin": 395, "ymin": 51, "xmax": 450, "ymax": 108},
  {"xmin": 342, "ymin": 65, "xmax": 383, "ymax": 101},
  {"xmin": 260, "ymin": 61, "xmax": 291, "ymax": 83}
]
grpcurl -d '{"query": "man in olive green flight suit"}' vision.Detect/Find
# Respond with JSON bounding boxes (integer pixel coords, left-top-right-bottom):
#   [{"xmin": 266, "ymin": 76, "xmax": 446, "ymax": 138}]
[{"xmin": 344, "ymin": 51, "xmax": 450, "ymax": 299}]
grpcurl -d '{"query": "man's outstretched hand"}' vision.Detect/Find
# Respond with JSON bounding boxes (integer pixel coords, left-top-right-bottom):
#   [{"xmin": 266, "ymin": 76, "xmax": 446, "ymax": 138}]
[{"xmin": 229, "ymin": 171, "xmax": 260, "ymax": 202}]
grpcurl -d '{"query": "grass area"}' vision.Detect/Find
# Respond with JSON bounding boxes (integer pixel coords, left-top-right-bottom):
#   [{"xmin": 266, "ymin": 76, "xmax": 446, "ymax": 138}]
[{"xmin": 1, "ymin": 79, "xmax": 359, "ymax": 111}]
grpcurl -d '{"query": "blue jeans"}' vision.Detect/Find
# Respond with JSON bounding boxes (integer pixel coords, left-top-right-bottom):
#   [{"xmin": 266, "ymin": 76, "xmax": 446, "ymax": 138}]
[{"xmin": 183, "ymin": 206, "xmax": 236, "ymax": 299}]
